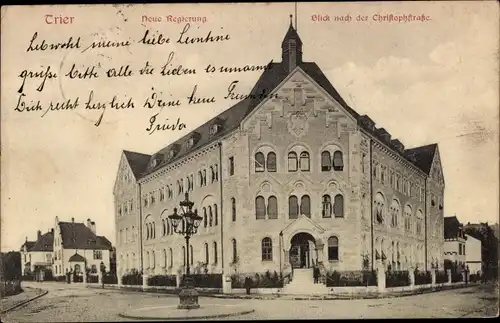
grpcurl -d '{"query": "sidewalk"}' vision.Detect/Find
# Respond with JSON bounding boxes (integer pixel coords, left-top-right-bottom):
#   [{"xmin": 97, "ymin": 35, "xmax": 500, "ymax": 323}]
[{"xmin": 0, "ymin": 287, "xmax": 48, "ymax": 314}]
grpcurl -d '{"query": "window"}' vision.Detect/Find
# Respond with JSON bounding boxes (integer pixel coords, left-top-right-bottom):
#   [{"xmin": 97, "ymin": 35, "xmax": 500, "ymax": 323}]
[
  {"xmin": 267, "ymin": 152, "xmax": 277, "ymax": 172},
  {"xmin": 334, "ymin": 194, "xmax": 344, "ymax": 218},
  {"xmin": 300, "ymin": 195, "xmax": 311, "ymax": 217},
  {"xmin": 231, "ymin": 239, "xmax": 237, "ymax": 263},
  {"xmin": 374, "ymin": 193, "xmax": 385, "ymax": 224},
  {"xmin": 381, "ymin": 166, "xmax": 386, "ymax": 184},
  {"xmin": 169, "ymin": 248, "xmax": 173, "ymax": 268},
  {"xmin": 214, "ymin": 204, "xmax": 218, "ymax": 226},
  {"xmin": 229, "ymin": 157, "xmax": 234, "ymax": 176},
  {"xmin": 255, "ymin": 196, "xmax": 266, "ymax": 219},
  {"xmin": 210, "ymin": 124, "xmax": 220, "ymax": 135},
  {"xmin": 203, "ymin": 207, "xmax": 207, "ymax": 228},
  {"xmin": 321, "ymin": 151, "xmax": 332, "ymax": 171},
  {"xmin": 328, "ymin": 236, "xmax": 339, "ymax": 260},
  {"xmin": 198, "ymin": 171, "xmax": 203, "ymax": 187},
  {"xmin": 203, "ymin": 169, "xmax": 207, "ymax": 186},
  {"xmin": 231, "ymin": 198, "xmax": 236, "ymax": 221},
  {"xmin": 333, "ymin": 151, "xmax": 344, "ymax": 171},
  {"xmin": 210, "ymin": 166, "xmax": 215, "ymax": 183},
  {"xmin": 299, "ymin": 152, "xmax": 310, "ymax": 171},
  {"xmin": 204, "ymin": 243, "xmax": 209, "ymax": 264},
  {"xmin": 214, "ymin": 164, "xmax": 219, "ymax": 181},
  {"xmin": 162, "ymin": 249, "xmax": 167, "ymax": 268},
  {"xmin": 151, "ymin": 250, "xmax": 155, "ymax": 269},
  {"xmin": 162, "ymin": 219, "xmax": 166, "ymax": 236},
  {"xmin": 289, "ymin": 195, "xmax": 299, "ymax": 219},
  {"xmin": 261, "ymin": 237, "xmax": 273, "ymax": 261},
  {"xmin": 288, "ymin": 152, "xmax": 298, "ymax": 172},
  {"xmin": 322, "ymin": 195, "xmax": 332, "ymax": 218},
  {"xmin": 213, "ymin": 242, "xmax": 218, "ymax": 264},
  {"xmin": 267, "ymin": 196, "xmax": 278, "ymax": 219},
  {"xmin": 362, "ymin": 153, "xmax": 366, "ymax": 173},
  {"xmin": 190, "ymin": 245, "xmax": 193, "ymax": 265},
  {"xmin": 255, "ymin": 152, "xmax": 265, "ymax": 172},
  {"xmin": 182, "ymin": 246, "xmax": 186, "ymax": 266},
  {"xmin": 209, "ymin": 206, "xmax": 213, "ymax": 227}
]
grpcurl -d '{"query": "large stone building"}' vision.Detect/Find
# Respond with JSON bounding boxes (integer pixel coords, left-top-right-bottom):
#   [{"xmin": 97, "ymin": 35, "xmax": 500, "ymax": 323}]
[{"xmin": 113, "ymin": 20, "xmax": 445, "ymax": 282}]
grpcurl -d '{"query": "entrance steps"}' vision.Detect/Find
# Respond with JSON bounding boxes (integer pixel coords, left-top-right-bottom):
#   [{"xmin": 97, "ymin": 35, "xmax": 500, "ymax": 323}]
[{"xmin": 280, "ymin": 268, "xmax": 329, "ymax": 295}]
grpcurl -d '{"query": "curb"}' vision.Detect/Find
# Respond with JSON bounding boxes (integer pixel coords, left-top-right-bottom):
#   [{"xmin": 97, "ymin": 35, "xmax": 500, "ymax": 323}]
[
  {"xmin": 0, "ymin": 289, "xmax": 48, "ymax": 314},
  {"xmin": 118, "ymin": 308, "xmax": 255, "ymax": 320}
]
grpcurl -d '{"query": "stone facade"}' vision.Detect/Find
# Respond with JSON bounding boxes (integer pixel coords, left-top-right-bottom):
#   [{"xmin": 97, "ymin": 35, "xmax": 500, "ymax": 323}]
[{"xmin": 114, "ymin": 22, "xmax": 445, "ymax": 282}]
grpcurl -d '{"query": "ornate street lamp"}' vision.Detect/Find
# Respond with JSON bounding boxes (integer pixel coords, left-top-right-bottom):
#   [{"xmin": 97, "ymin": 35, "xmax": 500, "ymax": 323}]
[{"xmin": 168, "ymin": 192, "xmax": 203, "ymax": 309}]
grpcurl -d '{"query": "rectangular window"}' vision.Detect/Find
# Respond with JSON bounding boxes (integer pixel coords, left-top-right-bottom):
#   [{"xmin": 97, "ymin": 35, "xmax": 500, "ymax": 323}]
[
  {"xmin": 229, "ymin": 157, "xmax": 234, "ymax": 176},
  {"xmin": 93, "ymin": 250, "xmax": 102, "ymax": 260}
]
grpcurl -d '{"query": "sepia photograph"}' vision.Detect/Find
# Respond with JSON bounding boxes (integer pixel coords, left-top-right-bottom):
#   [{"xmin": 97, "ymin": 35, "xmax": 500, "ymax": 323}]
[{"xmin": 1, "ymin": 2, "xmax": 498, "ymax": 321}]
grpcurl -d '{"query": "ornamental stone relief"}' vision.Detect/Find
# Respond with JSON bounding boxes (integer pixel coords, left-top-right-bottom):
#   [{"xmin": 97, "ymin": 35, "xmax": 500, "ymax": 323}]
[{"xmin": 287, "ymin": 111, "xmax": 309, "ymax": 138}]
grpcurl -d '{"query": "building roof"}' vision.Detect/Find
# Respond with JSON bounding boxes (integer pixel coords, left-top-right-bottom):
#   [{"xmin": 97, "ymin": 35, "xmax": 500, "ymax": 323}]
[
  {"xmin": 123, "ymin": 150, "xmax": 152, "ymax": 179},
  {"xmin": 30, "ymin": 231, "xmax": 54, "ymax": 252},
  {"xmin": 404, "ymin": 144, "xmax": 438, "ymax": 175},
  {"xmin": 444, "ymin": 216, "xmax": 463, "ymax": 239},
  {"xmin": 68, "ymin": 253, "xmax": 86, "ymax": 262},
  {"xmin": 123, "ymin": 23, "xmax": 438, "ymax": 179},
  {"xmin": 20, "ymin": 241, "xmax": 36, "ymax": 252},
  {"xmin": 58, "ymin": 222, "xmax": 112, "ymax": 250}
]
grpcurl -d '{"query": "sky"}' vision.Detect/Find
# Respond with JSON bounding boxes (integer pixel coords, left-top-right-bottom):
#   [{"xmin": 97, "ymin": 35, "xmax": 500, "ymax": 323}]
[{"xmin": 1, "ymin": 2, "xmax": 498, "ymax": 251}]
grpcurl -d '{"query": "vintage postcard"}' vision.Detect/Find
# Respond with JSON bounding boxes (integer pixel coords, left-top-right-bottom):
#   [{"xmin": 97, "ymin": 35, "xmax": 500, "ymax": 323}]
[{"xmin": 1, "ymin": 1, "xmax": 498, "ymax": 321}]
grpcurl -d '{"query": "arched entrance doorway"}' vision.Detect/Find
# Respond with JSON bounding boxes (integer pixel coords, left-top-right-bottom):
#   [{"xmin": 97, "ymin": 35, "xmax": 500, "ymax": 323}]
[{"xmin": 289, "ymin": 232, "xmax": 316, "ymax": 269}]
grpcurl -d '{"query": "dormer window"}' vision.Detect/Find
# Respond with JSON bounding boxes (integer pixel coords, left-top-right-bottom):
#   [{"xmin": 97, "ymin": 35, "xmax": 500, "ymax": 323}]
[
  {"xmin": 210, "ymin": 124, "xmax": 220, "ymax": 135},
  {"xmin": 186, "ymin": 138, "xmax": 195, "ymax": 149},
  {"xmin": 151, "ymin": 159, "xmax": 157, "ymax": 168},
  {"xmin": 168, "ymin": 150, "xmax": 175, "ymax": 159}
]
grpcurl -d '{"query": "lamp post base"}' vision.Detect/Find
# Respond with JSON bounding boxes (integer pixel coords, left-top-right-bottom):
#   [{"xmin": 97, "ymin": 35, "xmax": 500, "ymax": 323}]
[{"xmin": 177, "ymin": 276, "xmax": 200, "ymax": 310}]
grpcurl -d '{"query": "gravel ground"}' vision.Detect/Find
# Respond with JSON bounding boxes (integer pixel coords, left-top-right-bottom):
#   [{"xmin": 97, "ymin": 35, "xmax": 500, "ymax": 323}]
[{"xmin": 2, "ymin": 281, "xmax": 497, "ymax": 322}]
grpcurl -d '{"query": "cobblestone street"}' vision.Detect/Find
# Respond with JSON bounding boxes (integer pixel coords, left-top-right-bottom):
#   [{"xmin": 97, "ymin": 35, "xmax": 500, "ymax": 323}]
[{"xmin": 1, "ymin": 282, "xmax": 497, "ymax": 321}]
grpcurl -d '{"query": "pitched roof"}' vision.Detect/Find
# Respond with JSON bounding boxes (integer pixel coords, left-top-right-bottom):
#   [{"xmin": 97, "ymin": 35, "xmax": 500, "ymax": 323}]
[
  {"xmin": 97, "ymin": 236, "xmax": 112, "ymax": 249},
  {"xmin": 30, "ymin": 231, "xmax": 54, "ymax": 252},
  {"xmin": 404, "ymin": 144, "xmax": 438, "ymax": 174},
  {"xmin": 20, "ymin": 241, "xmax": 36, "ymax": 252},
  {"xmin": 444, "ymin": 216, "xmax": 462, "ymax": 239},
  {"xmin": 123, "ymin": 150, "xmax": 151, "ymax": 179},
  {"xmin": 68, "ymin": 253, "xmax": 86, "ymax": 262},
  {"xmin": 282, "ymin": 21, "xmax": 303, "ymax": 46},
  {"xmin": 58, "ymin": 222, "xmax": 112, "ymax": 250},
  {"xmin": 125, "ymin": 26, "xmax": 438, "ymax": 179}
]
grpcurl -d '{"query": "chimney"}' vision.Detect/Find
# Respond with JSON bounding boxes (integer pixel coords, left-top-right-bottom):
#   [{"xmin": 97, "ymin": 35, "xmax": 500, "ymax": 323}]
[
  {"xmin": 71, "ymin": 217, "xmax": 74, "ymax": 223},
  {"xmin": 90, "ymin": 221, "xmax": 96, "ymax": 235},
  {"xmin": 51, "ymin": 228, "xmax": 54, "ymax": 234},
  {"xmin": 376, "ymin": 128, "xmax": 392, "ymax": 144},
  {"xmin": 391, "ymin": 139, "xmax": 405, "ymax": 154},
  {"xmin": 86, "ymin": 218, "xmax": 92, "ymax": 228},
  {"xmin": 37, "ymin": 230, "xmax": 41, "ymax": 240},
  {"xmin": 359, "ymin": 115, "xmax": 376, "ymax": 132}
]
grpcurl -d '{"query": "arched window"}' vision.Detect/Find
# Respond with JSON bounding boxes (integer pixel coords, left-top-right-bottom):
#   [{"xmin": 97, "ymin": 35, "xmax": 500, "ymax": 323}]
[
  {"xmin": 190, "ymin": 245, "xmax": 193, "ymax": 265},
  {"xmin": 214, "ymin": 204, "xmax": 218, "ymax": 226},
  {"xmin": 328, "ymin": 236, "xmax": 339, "ymax": 260},
  {"xmin": 169, "ymin": 248, "xmax": 173, "ymax": 268},
  {"xmin": 204, "ymin": 243, "xmax": 209, "ymax": 264},
  {"xmin": 289, "ymin": 195, "xmax": 299, "ymax": 219},
  {"xmin": 210, "ymin": 166, "xmax": 215, "ymax": 183},
  {"xmin": 203, "ymin": 207, "xmax": 207, "ymax": 228},
  {"xmin": 198, "ymin": 171, "xmax": 203, "ymax": 187},
  {"xmin": 267, "ymin": 152, "xmax": 277, "ymax": 172},
  {"xmin": 299, "ymin": 152, "xmax": 310, "ymax": 171},
  {"xmin": 145, "ymin": 224, "xmax": 149, "ymax": 240},
  {"xmin": 300, "ymin": 195, "xmax": 311, "ymax": 217},
  {"xmin": 231, "ymin": 198, "xmax": 236, "ymax": 222},
  {"xmin": 267, "ymin": 196, "xmax": 278, "ymax": 219},
  {"xmin": 152, "ymin": 222, "xmax": 156, "ymax": 239},
  {"xmin": 209, "ymin": 206, "xmax": 213, "ymax": 227},
  {"xmin": 391, "ymin": 200, "xmax": 400, "ymax": 228},
  {"xmin": 374, "ymin": 192, "xmax": 385, "ymax": 224},
  {"xmin": 288, "ymin": 152, "xmax": 298, "ymax": 172},
  {"xmin": 162, "ymin": 249, "xmax": 167, "ymax": 268},
  {"xmin": 182, "ymin": 246, "xmax": 186, "ymax": 266},
  {"xmin": 334, "ymin": 194, "xmax": 344, "ymax": 218},
  {"xmin": 321, "ymin": 151, "xmax": 331, "ymax": 171},
  {"xmin": 333, "ymin": 151, "xmax": 344, "ymax": 171},
  {"xmin": 213, "ymin": 242, "xmax": 218, "ymax": 264},
  {"xmin": 255, "ymin": 152, "xmax": 265, "ymax": 172},
  {"xmin": 261, "ymin": 237, "xmax": 273, "ymax": 261},
  {"xmin": 322, "ymin": 195, "xmax": 332, "ymax": 218},
  {"xmin": 231, "ymin": 239, "xmax": 237, "ymax": 263},
  {"xmin": 214, "ymin": 164, "xmax": 219, "ymax": 181},
  {"xmin": 404, "ymin": 205, "xmax": 412, "ymax": 232},
  {"xmin": 255, "ymin": 196, "xmax": 266, "ymax": 219},
  {"xmin": 162, "ymin": 219, "xmax": 166, "ymax": 236}
]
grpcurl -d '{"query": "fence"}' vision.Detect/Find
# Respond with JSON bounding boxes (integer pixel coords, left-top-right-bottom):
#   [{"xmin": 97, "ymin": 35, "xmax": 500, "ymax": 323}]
[
  {"xmin": 435, "ymin": 271, "xmax": 448, "ymax": 284},
  {"xmin": 414, "ymin": 271, "xmax": 432, "ymax": 285},
  {"xmin": 147, "ymin": 275, "xmax": 176, "ymax": 287},
  {"xmin": 385, "ymin": 270, "xmax": 410, "ymax": 288},
  {"xmin": 181, "ymin": 274, "xmax": 222, "ymax": 288},
  {"xmin": 231, "ymin": 271, "xmax": 284, "ymax": 288}
]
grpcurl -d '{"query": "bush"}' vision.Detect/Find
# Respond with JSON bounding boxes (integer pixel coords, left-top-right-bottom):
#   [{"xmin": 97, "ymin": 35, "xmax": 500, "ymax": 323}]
[
  {"xmin": 435, "ymin": 270, "xmax": 448, "ymax": 284},
  {"xmin": 231, "ymin": 271, "xmax": 283, "ymax": 288},
  {"xmin": 87, "ymin": 275, "xmax": 99, "ymax": 283},
  {"xmin": 385, "ymin": 270, "xmax": 410, "ymax": 288},
  {"xmin": 147, "ymin": 275, "xmax": 177, "ymax": 287},
  {"xmin": 451, "ymin": 270, "xmax": 463, "ymax": 283},
  {"xmin": 326, "ymin": 270, "xmax": 377, "ymax": 287},
  {"xmin": 181, "ymin": 274, "xmax": 222, "ymax": 288},
  {"xmin": 103, "ymin": 272, "xmax": 118, "ymax": 284},
  {"xmin": 0, "ymin": 280, "xmax": 21, "ymax": 297},
  {"xmin": 414, "ymin": 270, "xmax": 432, "ymax": 285},
  {"xmin": 121, "ymin": 269, "xmax": 143, "ymax": 285}
]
